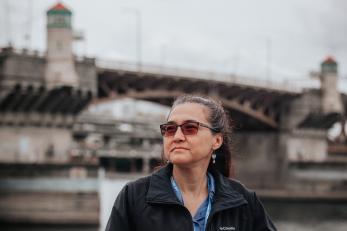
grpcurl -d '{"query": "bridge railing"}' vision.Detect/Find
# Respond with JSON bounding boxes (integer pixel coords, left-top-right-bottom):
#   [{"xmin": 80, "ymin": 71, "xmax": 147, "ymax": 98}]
[
  {"xmin": 96, "ymin": 58, "xmax": 306, "ymax": 93},
  {"xmin": 0, "ymin": 46, "xmax": 46, "ymax": 58}
]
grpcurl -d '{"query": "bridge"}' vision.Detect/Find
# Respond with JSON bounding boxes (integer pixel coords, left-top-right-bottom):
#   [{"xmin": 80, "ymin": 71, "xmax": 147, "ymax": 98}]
[
  {"xmin": 0, "ymin": 46, "xmax": 305, "ymax": 131},
  {"xmin": 1, "ymin": 45, "xmax": 346, "ymax": 144},
  {"xmin": 1, "ymin": 46, "xmax": 346, "ymax": 150},
  {"xmin": 97, "ymin": 65, "xmax": 302, "ymax": 130},
  {"xmin": 1, "ymin": 45, "xmax": 347, "ymax": 183}
]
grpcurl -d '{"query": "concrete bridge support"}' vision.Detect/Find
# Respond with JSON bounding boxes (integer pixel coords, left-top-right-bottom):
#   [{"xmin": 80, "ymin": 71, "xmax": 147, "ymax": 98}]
[
  {"xmin": 0, "ymin": 126, "xmax": 74, "ymax": 163},
  {"xmin": 234, "ymin": 132, "xmax": 284, "ymax": 189}
]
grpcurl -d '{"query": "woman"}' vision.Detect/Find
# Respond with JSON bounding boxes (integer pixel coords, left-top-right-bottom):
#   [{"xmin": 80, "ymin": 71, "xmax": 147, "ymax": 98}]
[{"xmin": 106, "ymin": 95, "xmax": 276, "ymax": 231}]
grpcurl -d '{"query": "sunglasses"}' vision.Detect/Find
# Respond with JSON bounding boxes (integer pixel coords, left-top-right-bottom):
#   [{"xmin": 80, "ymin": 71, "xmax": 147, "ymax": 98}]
[{"xmin": 160, "ymin": 121, "xmax": 218, "ymax": 137}]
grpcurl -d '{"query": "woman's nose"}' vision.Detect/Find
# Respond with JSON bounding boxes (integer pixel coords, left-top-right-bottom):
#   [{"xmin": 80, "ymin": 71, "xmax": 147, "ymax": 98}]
[{"xmin": 173, "ymin": 126, "xmax": 186, "ymax": 141}]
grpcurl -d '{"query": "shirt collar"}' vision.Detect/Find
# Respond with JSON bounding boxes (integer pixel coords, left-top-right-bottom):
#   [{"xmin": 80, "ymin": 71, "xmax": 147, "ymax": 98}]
[
  {"xmin": 170, "ymin": 171, "xmax": 215, "ymax": 205},
  {"xmin": 146, "ymin": 163, "xmax": 247, "ymax": 209}
]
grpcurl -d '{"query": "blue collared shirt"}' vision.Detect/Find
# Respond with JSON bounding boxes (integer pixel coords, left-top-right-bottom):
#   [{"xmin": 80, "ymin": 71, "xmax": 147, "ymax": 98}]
[{"xmin": 170, "ymin": 172, "xmax": 215, "ymax": 231}]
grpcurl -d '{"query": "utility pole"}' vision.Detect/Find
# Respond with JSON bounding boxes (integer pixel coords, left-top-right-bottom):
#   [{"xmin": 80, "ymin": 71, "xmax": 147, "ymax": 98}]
[
  {"xmin": 4, "ymin": 0, "xmax": 12, "ymax": 45},
  {"xmin": 124, "ymin": 8, "xmax": 142, "ymax": 73},
  {"xmin": 160, "ymin": 43, "xmax": 167, "ymax": 72},
  {"xmin": 24, "ymin": 0, "xmax": 33, "ymax": 48},
  {"xmin": 266, "ymin": 37, "xmax": 272, "ymax": 82}
]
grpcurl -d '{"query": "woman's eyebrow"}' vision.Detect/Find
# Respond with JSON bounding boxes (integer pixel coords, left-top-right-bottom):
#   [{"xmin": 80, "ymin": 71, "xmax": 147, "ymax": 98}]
[
  {"xmin": 166, "ymin": 119, "xmax": 197, "ymax": 124},
  {"xmin": 184, "ymin": 119, "xmax": 198, "ymax": 123}
]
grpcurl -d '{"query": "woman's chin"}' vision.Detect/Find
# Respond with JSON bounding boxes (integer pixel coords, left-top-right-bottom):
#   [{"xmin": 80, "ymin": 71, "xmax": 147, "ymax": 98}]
[{"xmin": 169, "ymin": 156, "xmax": 192, "ymax": 165}]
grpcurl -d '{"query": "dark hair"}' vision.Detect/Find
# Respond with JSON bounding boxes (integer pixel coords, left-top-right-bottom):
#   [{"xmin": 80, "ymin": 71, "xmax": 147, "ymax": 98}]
[{"xmin": 165, "ymin": 94, "xmax": 234, "ymax": 177}]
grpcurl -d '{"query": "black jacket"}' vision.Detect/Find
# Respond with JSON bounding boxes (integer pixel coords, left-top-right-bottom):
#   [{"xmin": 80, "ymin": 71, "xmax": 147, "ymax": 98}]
[{"xmin": 106, "ymin": 164, "xmax": 276, "ymax": 231}]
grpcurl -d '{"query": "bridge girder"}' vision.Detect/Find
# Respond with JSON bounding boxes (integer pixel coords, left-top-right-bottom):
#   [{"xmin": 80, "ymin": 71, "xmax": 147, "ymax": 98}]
[
  {"xmin": 0, "ymin": 84, "xmax": 93, "ymax": 126},
  {"xmin": 96, "ymin": 70, "xmax": 300, "ymax": 130}
]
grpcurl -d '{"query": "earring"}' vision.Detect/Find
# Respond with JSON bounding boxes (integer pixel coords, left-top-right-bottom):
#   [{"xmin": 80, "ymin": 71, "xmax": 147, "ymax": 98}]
[
  {"xmin": 212, "ymin": 153, "xmax": 216, "ymax": 164},
  {"xmin": 166, "ymin": 159, "xmax": 170, "ymax": 164}
]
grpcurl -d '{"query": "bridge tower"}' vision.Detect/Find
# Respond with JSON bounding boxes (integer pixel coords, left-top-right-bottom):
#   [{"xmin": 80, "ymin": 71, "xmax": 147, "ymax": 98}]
[
  {"xmin": 0, "ymin": 2, "xmax": 96, "ymax": 163},
  {"xmin": 320, "ymin": 57, "xmax": 343, "ymax": 114},
  {"xmin": 45, "ymin": 2, "xmax": 79, "ymax": 88}
]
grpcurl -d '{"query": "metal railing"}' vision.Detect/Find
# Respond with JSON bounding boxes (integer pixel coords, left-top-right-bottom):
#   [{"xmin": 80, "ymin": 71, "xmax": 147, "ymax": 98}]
[
  {"xmin": 97, "ymin": 58, "xmax": 305, "ymax": 93},
  {"xmin": 0, "ymin": 46, "xmax": 46, "ymax": 58}
]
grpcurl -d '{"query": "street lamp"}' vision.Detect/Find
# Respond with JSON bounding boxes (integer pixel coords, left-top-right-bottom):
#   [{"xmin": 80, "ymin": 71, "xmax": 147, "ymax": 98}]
[
  {"xmin": 123, "ymin": 7, "xmax": 142, "ymax": 73},
  {"xmin": 222, "ymin": 53, "xmax": 239, "ymax": 81}
]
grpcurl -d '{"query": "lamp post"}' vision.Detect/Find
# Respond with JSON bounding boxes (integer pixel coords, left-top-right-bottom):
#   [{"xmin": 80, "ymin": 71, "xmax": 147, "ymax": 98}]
[
  {"xmin": 160, "ymin": 43, "xmax": 167, "ymax": 72},
  {"xmin": 124, "ymin": 8, "xmax": 142, "ymax": 73},
  {"xmin": 222, "ymin": 53, "xmax": 239, "ymax": 81}
]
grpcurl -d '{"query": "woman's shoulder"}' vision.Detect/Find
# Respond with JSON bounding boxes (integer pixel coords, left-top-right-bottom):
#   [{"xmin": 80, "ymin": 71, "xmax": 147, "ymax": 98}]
[
  {"xmin": 220, "ymin": 176, "xmax": 259, "ymax": 204},
  {"xmin": 123, "ymin": 174, "xmax": 152, "ymax": 194},
  {"xmin": 114, "ymin": 175, "xmax": 152, "ymax": 208},
  {"xmin": 221, "ymin": 177, "xmax": 277, "ymax": 230},
  {"xmin": 227, "ymin": 178, "xmax": 253, "ymax": 193}
]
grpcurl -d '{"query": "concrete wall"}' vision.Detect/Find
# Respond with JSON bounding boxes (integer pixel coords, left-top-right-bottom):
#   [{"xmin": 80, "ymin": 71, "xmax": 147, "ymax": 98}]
[
  {"xmin": 0, "ymin": 191, "xmax": 99, "ymax": 225},
  {"xmin": 233, "ymin": 131, "xmax": 283, "ymax": 189},
  {"xmin": 287, "ymin": 161, "xmax": 347, "ymax": 192},
  {"xmin": 0, "ymin": 126, "xmax": 73, "ymax": 163},
  {"xmin": 233, "ymin": 129, "xmax": 346, "ymax": 192},
  {"xmin": 0, "ymin": 49, "xmax": 96, "ymax": 94},
  {"xmin": 45, "ymin": 26, "xmax": 78, "ymax": 88},
  {"xmin": 321, "ymin": 72, "xmax": 343, "ymax": 113},
  {"xmin": 280, "ymin": 90, "xmax": 321, "ymax": 130},
  {"xmin": 0, "ymin": 52, "xmax": 45, "ymax": 87},
  {"xmin": 76, "ymin": 59, "xmax": 97, "ymax": 96},
  {"xmin": 285, "ymin": 129, "xmax": 327, "ymax": 162}
]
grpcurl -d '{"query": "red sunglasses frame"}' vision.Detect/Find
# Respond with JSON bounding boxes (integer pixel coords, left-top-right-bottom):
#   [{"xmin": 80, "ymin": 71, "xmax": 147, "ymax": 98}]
[{"xmin": 159, "ymin": 121, "xmax": 218, "ymax": 137}]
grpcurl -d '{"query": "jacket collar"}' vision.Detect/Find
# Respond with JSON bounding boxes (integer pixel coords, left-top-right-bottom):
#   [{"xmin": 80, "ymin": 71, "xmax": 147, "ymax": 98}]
[{"xmin": 145, "ymin": 163, "xmax": 248, "ymax": 210}]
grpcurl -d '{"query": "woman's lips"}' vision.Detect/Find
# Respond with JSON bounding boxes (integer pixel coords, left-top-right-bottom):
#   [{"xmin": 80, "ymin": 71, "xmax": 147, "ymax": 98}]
[{"xmin": 171, "ymin": 147, "xmax": 189, "ymax": 152}]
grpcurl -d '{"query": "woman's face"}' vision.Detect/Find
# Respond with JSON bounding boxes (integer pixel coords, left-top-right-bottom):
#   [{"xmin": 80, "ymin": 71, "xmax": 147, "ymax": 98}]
[{"xmin": 163, "ymin": 103, "xmax": 223, "ymax": 167}]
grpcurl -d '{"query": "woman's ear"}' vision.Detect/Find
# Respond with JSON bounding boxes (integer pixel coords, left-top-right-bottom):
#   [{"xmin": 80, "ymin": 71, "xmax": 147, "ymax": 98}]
[{"xmin": 212, "ymin": 134, "xmax": 223, "ymax": 150}]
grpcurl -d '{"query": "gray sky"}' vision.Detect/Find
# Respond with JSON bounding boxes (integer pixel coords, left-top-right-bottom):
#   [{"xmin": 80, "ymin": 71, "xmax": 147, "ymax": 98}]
[{"xmin": 1, "ymin": 0, "xmax": 347, "ymax": 83}]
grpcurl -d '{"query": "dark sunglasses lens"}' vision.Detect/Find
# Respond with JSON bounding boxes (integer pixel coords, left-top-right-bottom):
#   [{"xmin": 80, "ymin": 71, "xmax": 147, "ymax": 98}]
[
  {"xmin": 181, "ymin": 122, "xmax": 199, "ymax": 135},
  {"xmin": 161, "ymin": 124, "xmax": 178, "ymax": 136}
]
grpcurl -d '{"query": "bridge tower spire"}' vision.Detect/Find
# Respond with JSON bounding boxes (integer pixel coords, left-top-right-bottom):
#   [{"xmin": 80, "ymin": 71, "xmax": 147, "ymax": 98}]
[
  {"xmin": 45, "ymin": 2, "xmax": 79, "ymax": 89},
  {"xmin": 319, "ymin": 56, "xmax": 343, "ymax": 114}
]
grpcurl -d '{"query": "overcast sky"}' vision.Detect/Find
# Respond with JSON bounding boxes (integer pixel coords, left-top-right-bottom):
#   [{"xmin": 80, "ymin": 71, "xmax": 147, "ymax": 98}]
[{"xmin": 1, "ymin": 0, "xmax": 346, "ymax": 83}]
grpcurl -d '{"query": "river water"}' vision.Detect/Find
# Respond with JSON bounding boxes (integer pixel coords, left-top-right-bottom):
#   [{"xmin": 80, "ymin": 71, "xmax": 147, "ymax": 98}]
[{"xmin": 99, "ymin": 178, "xmax": 347, "ymax": 231}]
